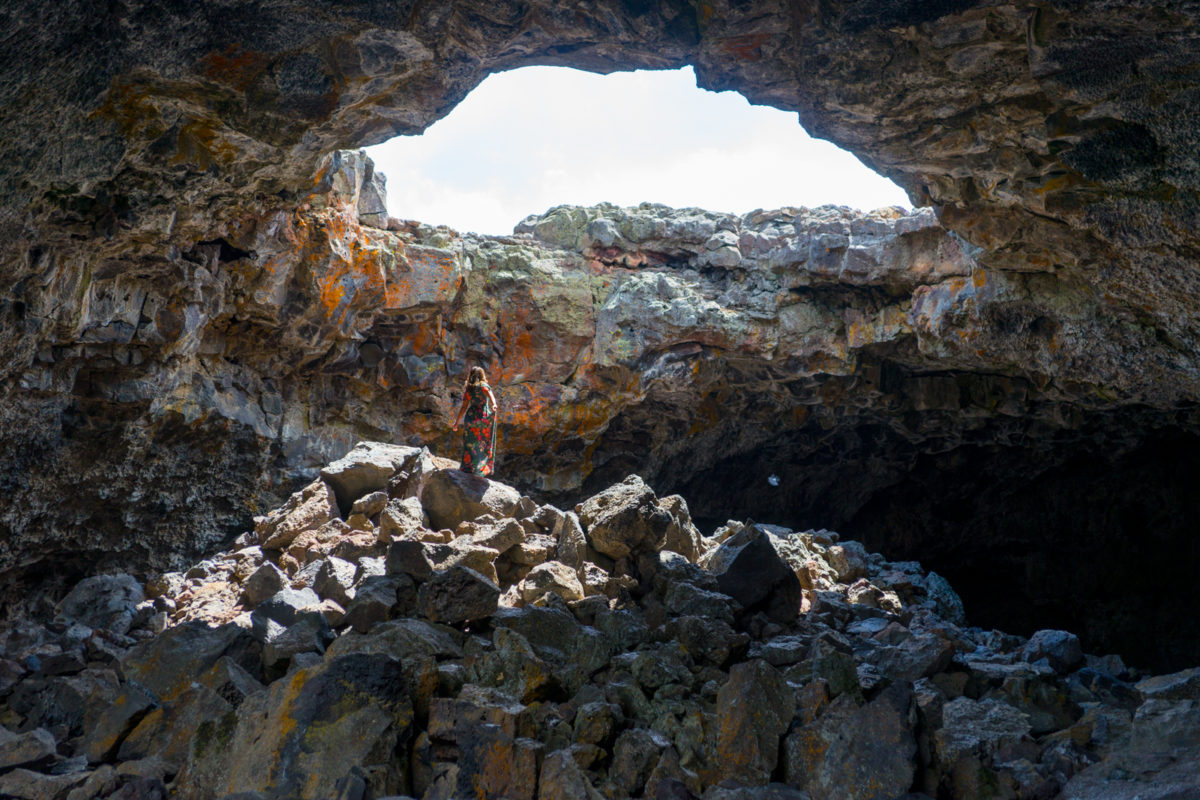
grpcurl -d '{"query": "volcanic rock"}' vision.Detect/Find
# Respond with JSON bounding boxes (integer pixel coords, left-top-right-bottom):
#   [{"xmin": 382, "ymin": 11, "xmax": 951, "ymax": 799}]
[
  {"xmin": 421, "ymin": 470, "xmax": 521, "ymax": 532},
  {"xmin": 417, "ymin": 566, "xmax": 500, "ymax": 624},
  {"xmin": 55, "ymin": 575, "xmax": 143, "ymax": 636},
  {"xmin": 578, "ymin": 475, "xmax": 672, "ymax": 560}
]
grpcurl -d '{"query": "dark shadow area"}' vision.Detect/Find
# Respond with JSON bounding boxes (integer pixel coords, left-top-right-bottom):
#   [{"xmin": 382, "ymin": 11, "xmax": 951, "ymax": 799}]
[
  {"xmin": 844, "ymin": 431, "xmax": 1200, "ymax": 674},
  {"xmin": 676, "ymin": 418, "xmax": 1200, "ymax": 673}
]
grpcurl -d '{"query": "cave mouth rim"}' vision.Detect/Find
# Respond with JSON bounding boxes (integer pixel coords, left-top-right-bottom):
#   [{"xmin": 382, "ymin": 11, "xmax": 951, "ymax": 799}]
[{"xmin": 361, "ymin": 64, "xmax": 913, "ymax": 237}]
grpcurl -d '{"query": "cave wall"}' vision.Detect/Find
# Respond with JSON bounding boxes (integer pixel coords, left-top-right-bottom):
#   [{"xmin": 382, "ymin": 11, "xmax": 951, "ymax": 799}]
[{"xmin": 3, "ymin": 0, "xmax": 1200, "ymax": 663}]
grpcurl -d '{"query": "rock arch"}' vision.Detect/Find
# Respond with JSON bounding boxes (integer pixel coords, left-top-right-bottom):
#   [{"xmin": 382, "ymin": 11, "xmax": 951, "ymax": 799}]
[{"xmin": 3, "ymin": 1, "xmax": 1200, "ymax": 667}]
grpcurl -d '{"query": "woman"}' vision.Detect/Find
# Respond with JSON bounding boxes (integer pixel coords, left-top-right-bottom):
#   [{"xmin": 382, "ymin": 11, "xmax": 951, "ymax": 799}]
[{"xmin": 451, "ymin": 366, "xmax": 498, "ymax": 476}]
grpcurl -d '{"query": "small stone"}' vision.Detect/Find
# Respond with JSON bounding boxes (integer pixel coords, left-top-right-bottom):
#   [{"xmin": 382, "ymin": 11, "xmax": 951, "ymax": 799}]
[
  {"xmin": 379, "ymin": 496, "xmax": 428, "ymax": 541},
  {"xmin": 343, "ymin": 575, "xmax": 412, "ymax": 633},
  {"xmin": 520, "ymin": 561, "xmax": 585, "ymax": 604},
  {"xmin": 314, "ymin": 557, "xmax": 357, "ymax": 606},
  {"xmin": 350, "ymin": 490, "xmax": 388, "ymax": 517},
  {"xmin": 241, "ymin": 563, "xmax": 287, "ymax": 607},
  {"xmin": 1020, "ymin": 629, "xmax": 1083, "ymax": 673}
]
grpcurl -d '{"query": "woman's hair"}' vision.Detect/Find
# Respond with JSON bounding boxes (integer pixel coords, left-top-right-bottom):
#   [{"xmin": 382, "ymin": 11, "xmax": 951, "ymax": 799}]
[{"xmin": 467, "ymin": 366, "xmax": 487, "ymax": 387}]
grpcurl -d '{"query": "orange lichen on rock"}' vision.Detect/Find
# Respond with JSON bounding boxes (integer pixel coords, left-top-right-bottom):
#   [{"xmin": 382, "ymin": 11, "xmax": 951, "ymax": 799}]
[{"xmin": 198, "ymin": 45, "xmax": 271, "ymax": 91}]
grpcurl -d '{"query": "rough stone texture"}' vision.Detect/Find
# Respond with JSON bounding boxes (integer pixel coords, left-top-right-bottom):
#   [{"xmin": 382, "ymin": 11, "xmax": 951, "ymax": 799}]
[
  {"xmin": 708, "ymin": 659, "xmax": 793, "ymax": 785},
  {"xmin": 320, "ymin": 442, "xmax": 420, "ymax": 514},
  {"xmin": 704, "ymin": 525, "xmax": 803, "ymax": 623},
  {"xmin": 174, "ymin": 653, "xmax": 413, "ymax": 800},
  {"xmin": 421, "ymin": 470, "xmax": 521, "ymax": 533},
  {"xmin": 0, "ymin": 454, "xmax": 1196, "ymax": 800},
  {"xmin": 55, "ymin": 575, "xmax": 143, "ymax": 635},
  {"xmin": 519, "ymin": 561, "xmax": 585, "ymax": 605},
  {"xmin": 578, "ymin": 475, "xmax": 672, "ymax": 561},
  {"xmin": 783, "ymin": 683, "xmax": 916, "ymax": 800},
  {"xmin": 3, "ymin": 0, "xmax": 1200, "ymax": 671},
  {"xmin": 417, "ymin": 566, "xmax": 500, "ymax": 624}
]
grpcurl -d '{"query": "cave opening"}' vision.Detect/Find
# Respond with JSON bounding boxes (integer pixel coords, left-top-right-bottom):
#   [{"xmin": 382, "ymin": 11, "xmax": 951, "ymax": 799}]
[{"xmin": 362, "ymin": 65, "xmax": 910, "ymax": 234}]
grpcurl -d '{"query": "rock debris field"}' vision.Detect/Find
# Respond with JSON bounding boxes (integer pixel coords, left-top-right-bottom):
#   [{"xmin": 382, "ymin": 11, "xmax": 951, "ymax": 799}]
[{"xmin": 1, "ymin": 442, "xmax": 1197, "ymax": 800}]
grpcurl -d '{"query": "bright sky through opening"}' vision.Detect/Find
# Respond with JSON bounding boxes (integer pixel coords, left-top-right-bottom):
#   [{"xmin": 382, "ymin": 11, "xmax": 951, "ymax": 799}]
[{"xmin": 365, "ymin": 66, "xmax": 911, "ymax": 236}]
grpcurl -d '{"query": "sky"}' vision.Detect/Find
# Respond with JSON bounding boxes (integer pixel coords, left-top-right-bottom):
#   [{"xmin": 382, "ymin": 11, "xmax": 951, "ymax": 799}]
[{"xmin": 365, "ymin": 66, "xmax": 911, "ymax": 236}]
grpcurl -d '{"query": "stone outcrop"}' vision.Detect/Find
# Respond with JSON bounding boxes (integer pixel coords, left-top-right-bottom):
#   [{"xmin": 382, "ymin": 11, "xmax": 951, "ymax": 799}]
[
  {"xmin": 4, "ymin": 0, "xmax": 1200, "ymax": 675},
  {"xmin": 1, "ymin": 443, "xmax": 1195, "ymax": 800}
]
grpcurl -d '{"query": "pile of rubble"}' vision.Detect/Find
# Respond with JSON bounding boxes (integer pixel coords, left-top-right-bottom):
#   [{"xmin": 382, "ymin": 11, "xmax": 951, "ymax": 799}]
[{"xmin": 1, "ymin": 442, "xmax": 1197, "ymax": 800}]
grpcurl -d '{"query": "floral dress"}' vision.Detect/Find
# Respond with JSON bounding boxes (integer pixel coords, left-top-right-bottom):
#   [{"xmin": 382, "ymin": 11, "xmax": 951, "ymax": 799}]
[{"xmin": 460, "ymin": 382, "xmax": 496, "ymax": 476}]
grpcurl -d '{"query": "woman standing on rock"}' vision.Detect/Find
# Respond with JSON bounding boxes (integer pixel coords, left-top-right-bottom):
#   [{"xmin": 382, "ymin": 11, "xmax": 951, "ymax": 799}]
[{"xmin": 452, "ymin": 366, "xmax": 498, "ymax": 476}]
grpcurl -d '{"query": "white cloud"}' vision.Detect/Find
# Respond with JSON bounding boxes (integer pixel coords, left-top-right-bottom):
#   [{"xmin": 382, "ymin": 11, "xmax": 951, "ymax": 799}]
[{"xmin": 366, "ymin": 66, "xmax": 911, "ymax": 235}]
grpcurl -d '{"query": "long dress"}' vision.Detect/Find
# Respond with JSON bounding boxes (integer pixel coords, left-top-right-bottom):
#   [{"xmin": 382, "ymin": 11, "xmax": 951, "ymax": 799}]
[{"xmin": 460, "ymin": 382, "xmax": 496, "ymax": 476}]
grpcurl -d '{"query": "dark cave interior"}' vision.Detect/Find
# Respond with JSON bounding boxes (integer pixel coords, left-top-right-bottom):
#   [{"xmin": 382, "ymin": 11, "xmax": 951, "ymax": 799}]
[{"xmin": 675, "ymin": 416, "xmax": 1200, "ymax": 674}]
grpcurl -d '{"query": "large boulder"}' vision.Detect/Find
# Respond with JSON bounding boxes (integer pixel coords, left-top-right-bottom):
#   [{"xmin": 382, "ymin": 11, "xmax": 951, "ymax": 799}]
[
  {"xmin": 420, "ymin": 469, "xmax": 521, "ymax": 531},
  {"xmin": 707, "ymin": 660, "xmax": 793, "ymax": 785},
  {"xmin": 121, "ymin": 622, "xmax": 260, "ymax": 704},
  {"xmin": 703, "ymin": 525, "xmax": 804, "ymax": 623},
  {"xmin": 56, "ymin": 574, "xmax": 144, "ymax": 634},
  {"xmin": 577, "ymin": 475, "xmax": 672, "ymax": 560},
  {"xmin": 783, "ymin": 682, "xmax": 917, "ymax": 800},
  {"xmin": 1020, "ymin": 629, "xmax": 1084, "ymax": 674},
  {"xmin": 658, "ymin": 495, "xmax": 704, "ymax": 563},
  {"xmin": 519, "ymin": 561, "xmax": 585, "ymax": 604},
  {"xmin": 320, "ymin": 441, "xmax": 422, "ymax": 514},
  {"xmin": 174, "ymin": 653, "xmax": 414, "ymax": 800},
  {"xmin": 0, "ymin": 727, "xmax": 56, "ymax": 771},
  {"xmin": 256, "ymin": 480, "xmax": 339, "ymax": 551},
  {"xmin": 417, "ymin": 566, "xmax": 501, "ymax": 624}
]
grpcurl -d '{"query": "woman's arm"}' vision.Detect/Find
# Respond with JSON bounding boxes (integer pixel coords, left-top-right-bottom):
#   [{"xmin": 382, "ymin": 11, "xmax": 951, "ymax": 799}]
[
  {"xmin": 451, "ymin": 394, "xmax": 469, "ymax": 430},
  {"xmin": 485, "ymin": 386, "xmax": 497, "ymax": 412}
]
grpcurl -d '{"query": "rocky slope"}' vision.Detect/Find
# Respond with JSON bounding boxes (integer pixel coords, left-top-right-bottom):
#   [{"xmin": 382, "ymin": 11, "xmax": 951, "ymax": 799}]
[{"xmin": 2, "ymin": 443, "xmax": 1196, "ymax": 800}]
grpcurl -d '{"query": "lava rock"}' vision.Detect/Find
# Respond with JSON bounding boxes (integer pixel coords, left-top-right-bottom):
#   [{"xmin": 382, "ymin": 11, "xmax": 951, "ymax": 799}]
[
  {"xmin": 0, "ymin": 727, "xmax": 57, "ymax": 771},
  {"xmin": 240, "ymin": 563, "xmax": 287, "ymax": 607},
  {"xmin": 256, "ymin": 480, "xmax": 339, "ymax": 550},
  {"xmin": 520, "ymin": 561, "xmax": 585, "ymax": 604},
  {"xmin": 1020, "ymin": 629, "xmax": 1083, "ymax": 673},
  {"xmin": 56, "ymin": 575, "xmax": 144, "ymax": 635},
  {"xmin": 782, "ymin": 682, "xmax": 916, "ymax": 800},
  {"xmin": 578, "ymin": 475, "xmax": 672, "ymax": 560},
  {"xmin": 174, "ymin": 653, "xmax": 414, "ymax": 800},
  {"xmin": 320, "ymin": 442, "xmax": 421, "ymax": 514},
  {"xmin": 418, "ymin": 566, "xmax": 500, "ymax": 624},
  {"xmin": 708, "ymin": 660, "xmax": 793, "ymax": 785},
  {"xmin": 121, "ymin": 622, "xmax": 259, "ymax": 704},
  {"xmin": 421, "ymin": 469, "xmax": 522, "ymax": 531},
  {"xmin": 704, "ymin": 525, "xmax": 803, "ymax": 623}
]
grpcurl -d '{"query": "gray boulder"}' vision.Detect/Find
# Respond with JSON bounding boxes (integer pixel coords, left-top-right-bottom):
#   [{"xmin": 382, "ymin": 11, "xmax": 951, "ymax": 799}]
[
  {"xmin": 1020, "ymin": 629, "xmax": 1083, "ymax": 673},
  {"xmin": 321, "ymin": 441, "xmax": 422, "ymax": 514},
  {"xmin": 0, "ymin": 727, "xmax": 56, "ymax": 771},
  {"xmin": 704, "ymin": 525, "xmax": 803, "ymax": 623},
  {"xmin": 578, "ymin": 475, "xmax": 671, "ymax": 560},
  {"xmin": 256, "ymin": 480, "xmax": 338, "ymax": 550},
  {"xmin": 241, "ymin": 562, "xmax": 287, "ymax": 607},
  {"xmin": 418, "ymin": 566, "xmax": 500, "ymax": 624},
  {"xmin": 56, "ymin": 574, "xmax": 144, "ymax": 634},
  {"xmin": 783, "ymin": 682, "xmax": 916, "ymax": 800},
  {"xmin": 420, "ymin": 469, "xmax": 521, "ymax": 531}
]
